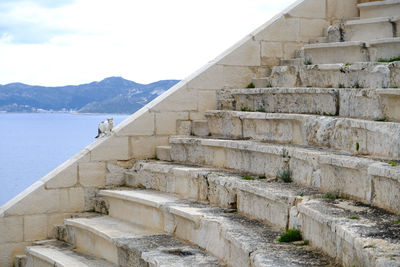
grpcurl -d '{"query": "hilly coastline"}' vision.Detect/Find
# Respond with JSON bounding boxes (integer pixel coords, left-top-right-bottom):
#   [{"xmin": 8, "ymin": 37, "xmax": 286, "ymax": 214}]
[{"xmin": 0, "ymin": 77, "xmax": 180, "ymax": 114}]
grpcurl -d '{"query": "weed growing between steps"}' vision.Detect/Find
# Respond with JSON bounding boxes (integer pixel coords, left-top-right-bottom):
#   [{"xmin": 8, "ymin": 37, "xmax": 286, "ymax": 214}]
[
  {"xmin": 323, "ymin": 192, "xmax": 349, "ymax": 200},
  {"xmin": 356, "ymin": 142, "xmax": 360, "ymax": 152},
  {"xmin": 241, "ymin": 107, "xmax": 251, "ymax": 112},
  {"xmin": 278, "ymin": 229, "xmax": 302, "ymax": 243},
  {"xmin": 378, "ymin": 56, "xmax": 400, "ymax": 63},
  {"xmin": 388, "ymin": 160, "xmax": 397, "ymax": 167},
  {"xmin": 374, "ymin": 117, "xmax": 387, "ymax": 122},
  {"xmin": 246, "ymin": 83, "xmax": 255, "ymax": 88},
  {"xmin": 242, "ymin": 175, "xmax": 256, "ymax": 180},
  {"xmin": 349, "ymin": 216, "xmax": 360, "ymax": 220},
  {"xmin": 276, "ymin": 167, "xmax": 292, "ymax": 183},
  {"xmin": 353, "ymin": 81, "xmax": 363, "ymax": 88},
  {"xmin": 304, "ymin": 59, "xmax": 312, "ymax": 65}
]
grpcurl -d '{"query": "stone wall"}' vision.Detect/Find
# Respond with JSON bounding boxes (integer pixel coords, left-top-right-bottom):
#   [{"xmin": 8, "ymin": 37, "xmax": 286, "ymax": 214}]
[{"xmin": 0, "ymin": 0, "xmax": 358, "ymax": 266}]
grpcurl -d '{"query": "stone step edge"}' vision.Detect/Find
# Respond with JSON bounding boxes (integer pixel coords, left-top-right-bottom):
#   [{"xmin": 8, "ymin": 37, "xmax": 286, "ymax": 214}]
[
  {"xmin": 64, "ymin": 215, "xmax": 159, "ymax": 243},
  {"xmin": 204, "ymin": 110, "xmax": 400, "ymax": 160},
  {"xmin": 357, "ymin": 0, "xmax": 400, "ymax": 8},
  {"xmin": 291, "ymin": 199, "xmax": 400, "ymax": 266},
  {"xmin": 303, "ymin": 37, "xmax": 400, "ymax": 50},
  {"xmin": 100, "ymin": 188, "xmax": 400, "ymax": 267},
  {"xmin": 99, "ymin": 188, "xmax": 335, "ymax": 267},
  {"xmin": 25, "ymin": 240, "xmax": 116, "ymax": 267},
  {"xmin": 205, "ymin": 109, "xmax": 396, "ymax": 125},
  {"xmin": 124, "ymin": 160, "xmax": 321, "ymax": 228},
  {"xmin": 63, "ymin": 215, "xmax": 223, "ymax": 266},
  {"xmin": 226, "ymin": 87, "xmax": 400, "ymax": 94},
  {"xmin": 169, "ymin": 136, "xmax": 400, "ymax": 215},
  {"xmin": 345, "ymin": 15, "xmax": 400, "ymax": 26}
]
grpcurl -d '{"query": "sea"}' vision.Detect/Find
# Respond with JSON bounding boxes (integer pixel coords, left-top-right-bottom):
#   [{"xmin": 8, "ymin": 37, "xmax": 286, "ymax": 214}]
[{"xmin": 0, "ymin": 113, "xmax": 129, "ymax": 206}]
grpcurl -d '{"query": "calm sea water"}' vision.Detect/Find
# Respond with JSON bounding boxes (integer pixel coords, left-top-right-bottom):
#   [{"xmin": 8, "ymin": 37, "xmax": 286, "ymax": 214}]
[{"xmin": 0, "ymin": 113, "xmax": 129, "ymax": 206}]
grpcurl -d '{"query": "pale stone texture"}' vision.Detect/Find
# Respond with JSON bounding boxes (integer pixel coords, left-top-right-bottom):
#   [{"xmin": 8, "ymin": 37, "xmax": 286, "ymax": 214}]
[
  {"xmin": 79, "ymin": 162, "xmax": 106, "ymax": 187},
  {"xmin": 289, "ymin": 0, "xmax": 326, "ymax": 19},
  {"xmin": 3, "ymin": 183, "xmax": 60, "ymax": 216},
  {"xmin": 344, "ymin": 18, "xmax": 394, "ymax": 41},
  {"xmin": 115, "ymin": 110, "xmax": 154, "ymax": 136},
  {"xmin": 149, "ymin": 86, "xmax": 197, "ymax": 112},
  {"xmin": 0, "ymin": 217, "xmax": 23, "ymax": 243},
  {"xmin": 24, "ymin": 214, "xmax": 48, "ymax": 241},
  {"xmin": 130, "ymin": 136, "xmax": 169, "ymax": 159},
  {"xmin": 327, "ymin": 0, "xmax": 358, "ymax": 21},
  {"xmin": 255, "ymin": 17, "xmax": 300, "ymax": 42},
  {"xmin": 176, "ymin": 120, "xmax": 191, "ymax": 135},
  {"xmin": 261, "ymin": 41, "xmax": 283, "ymax": 58},
  {"xmin": 90, "ymin": 136, "xmax": 130, "ymax": 161},
  {"xmin": 45, "ymin": 165, "xmax": 78, "ymax": 190},
  {"xmin": 218, "ymin": 40, "xmax": 261, "ymax": 66},
  {"xmin": 155, "ymin": 112, "xmax": 188, "ymax": 135},
  {"xmin": 155, "ymin": 146, "xmax": 171, "ymax": 161},
  {"xmin": 192, "ymin": 120, "xmax": 209, "ymax": 137},
  {"xmin": 105, "ymin": 163, "xmax": 126, "ymax": 185},
  {"xmin": 299, "ymin": 19, "xmax": 330, "ymax": 39},
  {"xmin": 197, "ymin": 90, "xmax": 217, "ymax": 113},
  {"xmin": 359, "ymin": 0, "xmax": 400, "ymax": 19}
]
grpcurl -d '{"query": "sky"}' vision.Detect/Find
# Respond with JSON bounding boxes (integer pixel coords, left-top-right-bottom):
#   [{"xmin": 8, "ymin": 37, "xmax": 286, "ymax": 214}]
[{"xmin": 0, "ymin": 0, "xmax": 297, "ymax": 86}]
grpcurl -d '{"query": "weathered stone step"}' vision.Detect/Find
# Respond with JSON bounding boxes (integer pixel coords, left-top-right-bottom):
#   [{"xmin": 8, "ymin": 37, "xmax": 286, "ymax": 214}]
[
  {"xmin": 125, "ymin": 160, "xmax": 321, "ymax": 228},
  {"xmin": 99, "ymin": 189, "xmax": 335, "ymax": 267},
  {"xmin": 124, "ymin": 161, "xmax": 400, "ymax": 266},
  {"xmin": 358, "ymin": 0, "xmax": 400, "ymax": 19},
  {"xmin": 219, "ymin": 87, "xmax": 399, "ymax": 121},
  {"xmin": 205, "ymin": 110, "xmax": 400, "ymax": 160},
  {"xmin": 63, "ymin": 215, "xmax": 156, "ymax": 264},
  {"xmin": 221, "ymin": 88, "xmax": 338, "ymax": 116},
  {"xmin": 169, "ymin": 136, "xmax": 400, "ymax": 215},
  {"xmin": 24, "ymin": 240, "xmax": 116, "ymax": 267},
  {"xmin": 63, "ymin": 215, "xmax": 222, "ymax": 266},
  {"xmin": 340, "ymin": 17, "xmax": 400, "ymax": 42},
  {"xmin": 255, "ymin": 61, "xmax": 400, "ymax": 89},
  {"xmin": 303, "ymin": 38, "xmax": 400, "ymax": 64},
  {"xmin": 291, "ymin": 198, "xmax": 400, "ymax": 267}
]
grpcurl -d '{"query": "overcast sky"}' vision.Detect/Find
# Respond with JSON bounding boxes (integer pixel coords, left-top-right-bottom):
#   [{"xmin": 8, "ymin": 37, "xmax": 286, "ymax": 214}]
[{"xmin": 0, "ymin": 0, "xmax": 296, "ymax": 86}]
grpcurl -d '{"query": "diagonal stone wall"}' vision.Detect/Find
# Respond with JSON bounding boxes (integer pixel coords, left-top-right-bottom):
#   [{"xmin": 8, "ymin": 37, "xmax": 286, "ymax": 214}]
[{"xmin": 0, "ymin": 0, "xmax": 358, "ymax": 265}]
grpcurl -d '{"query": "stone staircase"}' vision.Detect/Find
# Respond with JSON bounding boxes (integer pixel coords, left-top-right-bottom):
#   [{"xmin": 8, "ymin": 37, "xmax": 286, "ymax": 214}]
[{"xmin": 16, "ymin": 0, "xmax": 400, "ymax": 266}]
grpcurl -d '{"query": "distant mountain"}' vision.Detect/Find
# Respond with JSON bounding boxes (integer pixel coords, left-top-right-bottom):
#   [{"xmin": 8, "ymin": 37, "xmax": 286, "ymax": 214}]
[{"xmin": 0, "ymin": 77, "xmax": 180, "ymax": 114}]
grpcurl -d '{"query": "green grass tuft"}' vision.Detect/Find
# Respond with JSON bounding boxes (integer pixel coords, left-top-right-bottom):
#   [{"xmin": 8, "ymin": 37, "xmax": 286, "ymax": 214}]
[
  {"xmin": 349, "ymin": 216, "xmax": 360, "ymax": 220},
  {"xmin": 241, "ymin": 107, "xmax": 250, "ymax": 112},
  {"xmin": 242, "ymin": 175, "xmax": 255, "ymax": 180},
  {"xmin": 356, "ymin": 142, "xmax": 360, "ymax": 152},
  {"xmin": 388, "ymin": 160, "xmax": 397, "ymax": 167},
  {"xmin": 246, "ymin": 83, "xmax": 255, "ymax": 88},
  {"xmin": 377, "ymin": 56, "xmax": 400, "ymax": 63},
  {"xmin": 258, "ymin": 175, "xmax": 266, "ymax": 179},
  {"xmin": 278, "ymin": 229, "xmax": 302, "ymax": 243},
  {"xmin": 304, "ymin": 59, "xmax": 312, "ymax": 65},
  {"xmin": 324, "ymin": 192, "xmax": 339, "ymax": 200},
  {"xmin": 353, "ymin": 82, "xmax": 362, "ymax": 89},
  {"xmin": 276, "ymin": 168, "xmax": 292, "ymax": 183},
  {"xmin": 374, "ymin": 117, "xmax": 387, "ymax": 122}
]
